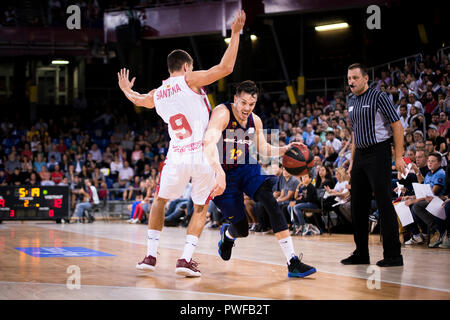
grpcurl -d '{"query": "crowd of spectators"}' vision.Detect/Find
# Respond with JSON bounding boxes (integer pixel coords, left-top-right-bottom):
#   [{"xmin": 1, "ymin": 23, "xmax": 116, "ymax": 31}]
[{"xmin": 0, "ymin": 51, "xmax": 449, "ymax": 245}]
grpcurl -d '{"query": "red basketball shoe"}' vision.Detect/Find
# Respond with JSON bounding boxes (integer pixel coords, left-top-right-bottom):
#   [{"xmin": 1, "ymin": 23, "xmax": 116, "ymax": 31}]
[
  {"xmin": 136, "ymin": 255, "xmax": 156, "ymax": 271},
  {"xmin": 175, "ymin": 259, "xmax": 201, "ymax": 277}
]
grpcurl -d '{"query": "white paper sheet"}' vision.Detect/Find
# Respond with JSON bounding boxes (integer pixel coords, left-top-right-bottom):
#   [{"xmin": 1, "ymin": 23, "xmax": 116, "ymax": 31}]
[
  {"xmin": 401, "ymin": 163, "xmax": 412, "ymax": 179},
  {"xmin": 396, "ymin": 182, "xmax": 404, "ymax": 198},
  {"xmin": 412, "ymin": 183, "xmax": 434, "ymax": 199},
  {"xmin": 394, "ymin": 201, "xmax": 414, "ymax": 227},
  {"xmin": 425, "ymin": 197, "xmax": 446, "ymax": 220}
]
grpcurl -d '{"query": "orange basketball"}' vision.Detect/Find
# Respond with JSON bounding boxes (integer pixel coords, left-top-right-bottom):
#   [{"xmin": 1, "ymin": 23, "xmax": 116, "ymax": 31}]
[{"xmin": 282, "ymin": 144, "xmax": 314, "ymax": 176}]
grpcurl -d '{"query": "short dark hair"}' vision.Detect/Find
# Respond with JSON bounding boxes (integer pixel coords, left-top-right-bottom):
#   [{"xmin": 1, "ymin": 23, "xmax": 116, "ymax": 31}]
[
  {"xmin": 303, "ymin": 170, "xmax": 313, "ymax": 179},
  {"xmin": 167, "ymin": 49, "xmax": 193, "ymax": 73},
  {"xmin": 429, "ymin": 152, "xmax": 442, "ymax": 162},
  {"xmin": 235, "ymin": 80, "xmax": 258, "ymax": 97},
  {"xmin": 348, "ymin": 63, "xmax": 368, "ymax": 76}
]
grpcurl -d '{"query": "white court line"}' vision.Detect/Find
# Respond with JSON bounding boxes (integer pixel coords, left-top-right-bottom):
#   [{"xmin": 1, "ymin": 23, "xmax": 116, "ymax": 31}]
[
  {"xmin": 0, "ymin": 281, "xmax": 271, "ymax": 300},
  {"xmin": 31, "ymin": 224, "xmax": 450, "ymax": 294}
]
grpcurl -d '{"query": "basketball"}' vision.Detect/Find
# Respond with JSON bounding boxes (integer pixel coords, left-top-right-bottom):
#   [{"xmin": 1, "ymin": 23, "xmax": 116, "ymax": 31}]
[{"xmin": 282, "ymin": 144, "xmax": 314, "ymax": 176}]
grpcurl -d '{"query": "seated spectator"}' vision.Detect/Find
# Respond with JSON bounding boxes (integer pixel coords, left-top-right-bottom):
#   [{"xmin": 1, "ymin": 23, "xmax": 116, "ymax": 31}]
[
  {"xmin": 438, "ymin": 112, "xmax": 450, "ymax": 137},
  {"xmin": 73, "ymin": 153, "xmax": 85, "ymax": 174},
  {"xmin": 128, "ymin": 178, "xmax": 156, "ymax": 224},
  {"xmin": 91, "ymin": 167, "xmax": 105, "ymax": 188},
  {"xmin": 39, "ymin": 166, "xmax": 54, "ymax": 186},
  {"xmin": 325, "ymin": 130, "xmax": 341, "ymax": 153},
  {"xmin": 399, "ymin": 104, "xmax": 410, "ymax": 130},
  {"xmin": 123, "ymin": 175, "xmax": 142, "ymax": 201},
  {"xmin": 47, "ymin": 155, "xmax": 59, "ymax": 172},
  {"xmin": 274, "ymin": 167, "xmax": 300, "ymax": 230},
  {"xmin": 427, "ymin": 125, "xmax": 447, "ymax": 154},
  {"xmin": 51, "ymin": 164, "xmax": 64, "ymax": 184},
  {"xmin": 322, "ymin": 167, "xmax": 349, "ymax": 214},
  {"xmin": 84, "ymin": 153, "xmax": 97, "ymax": 172},
  {"xmin": 333, "ymin": 139, "xmax": 352, "ymax": 169},
  {"xmin": 407, "ymin": 93, "xmax": 424, "ymax": 114},
  {"xmin": 20, "ymin": 143, "xmax": 33, "ymax": 160},
  {"xmin": 73, "ymin": 178, "xmax": 100, "ymax": 223},
  {"xmin": 302, "ymin": 124, "xmax": 316, "ymax": 147},
  {"xmin": 48, "ymin": 143, "xmax": 61, "ymax": 163},
  {"xmin": 58, "ymin": 177, "xmax": 69, "ymax": 186},
  {"xmin": 109, "ymin": 155, "xmax": 123, "ymax": 182},
  {"xmin": 131, "ymin": 144, "xmax": 143, "ymax": 164},
  {"xmin": 89, "ymin": 143, "xmax": 102, "ymax": 163},
  {"xmin": 314, "ymin": 165, "xmax": 335, "ymax": 189},
  {"xmin": 135, "ymin": 152, "xmax": 150, "ymax": 176},
  {"xmin": 102, "ymin": 146, "xmax": 114, "ymax": 167},
  {"xmin": 70, "ymin": 175, "xmax": 84, "ymax": 211},
  {"xmin": 323, "ymin": 145, "xmax": 338, "ymax": 168},
  {"xmin": 97, "ymin": 182, "xmax": 108, "ymax": 202},
  {"xmin": 164, "ymin": 182, "xmax": 192, "ymax": 225},
  {"xmin": 404, "ymin": 153, "xmax": 446, "ymax": 247},
  {"xmin": 424, "ymin": 91, "xmax": 438, "ymax": 116},
  {"xmin": 9, "ymin": 167, "xmax": 23, "ymax": 186},
  {"xmin": 5, "ymin": 153, "xmax": 20, "ymax": 175},
  {"xmin": 289, "ymin": 171, "xmax": 321, "ymax": 235},
  {"xmin": 27, "ymin": 172, "xmax": 40, "ymax": 186},
  {"xmin": 113, "ymin": 160, "xmax": 134, "ymax": 189}
]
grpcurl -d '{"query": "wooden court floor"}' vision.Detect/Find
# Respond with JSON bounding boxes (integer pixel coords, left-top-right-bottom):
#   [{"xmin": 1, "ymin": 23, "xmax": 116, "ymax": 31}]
[{"xmin": 0, "ymin": 221, "xmax": 449, "ymax": 300}]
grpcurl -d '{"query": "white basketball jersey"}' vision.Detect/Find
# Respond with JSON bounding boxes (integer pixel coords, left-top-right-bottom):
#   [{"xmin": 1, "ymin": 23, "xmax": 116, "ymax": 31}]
[{"xmin": 153, "ymin": 76, "xmax": 211, "ymax": 164}]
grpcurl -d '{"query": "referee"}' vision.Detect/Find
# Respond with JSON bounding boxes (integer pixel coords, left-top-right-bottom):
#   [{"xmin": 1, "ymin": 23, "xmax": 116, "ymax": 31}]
[{"xmin": 341, "ymin": 63, "xmax": 406, "ymax": 267}]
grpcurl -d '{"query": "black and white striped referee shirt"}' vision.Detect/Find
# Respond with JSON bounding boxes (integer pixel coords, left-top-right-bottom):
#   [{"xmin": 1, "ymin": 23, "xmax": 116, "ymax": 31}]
[{"xmin": 347, "ymin": 87, "xmax": 400, "ymax": 149}]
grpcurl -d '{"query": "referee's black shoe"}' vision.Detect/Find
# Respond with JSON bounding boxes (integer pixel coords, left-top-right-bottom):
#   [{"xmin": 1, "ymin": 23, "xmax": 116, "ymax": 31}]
[
  {"xmin": 376, "ymin": 255, "xmax": 403, "ymax": 267},
  {"xmin": 341, "ymin": 252, "xmax": 370, "ymax": 265}
]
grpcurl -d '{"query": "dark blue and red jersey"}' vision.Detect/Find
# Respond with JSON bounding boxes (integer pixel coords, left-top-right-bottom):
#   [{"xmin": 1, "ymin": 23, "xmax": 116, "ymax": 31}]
[{"xmin": 220, "ymin": 102, "xmax": 257, "ymax": 172}]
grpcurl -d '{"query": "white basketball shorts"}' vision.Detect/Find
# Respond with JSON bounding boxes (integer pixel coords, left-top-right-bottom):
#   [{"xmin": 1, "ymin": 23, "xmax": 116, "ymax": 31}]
[{"xmin": 156, "ymin": 161, "xmax": 215, "ymax": 205}]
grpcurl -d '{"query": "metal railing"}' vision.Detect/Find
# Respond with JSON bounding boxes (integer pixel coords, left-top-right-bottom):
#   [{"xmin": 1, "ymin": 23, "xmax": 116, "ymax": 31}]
[{"xmin": 368, "ymin": 53, "xmax": 423, "ymax": 81}]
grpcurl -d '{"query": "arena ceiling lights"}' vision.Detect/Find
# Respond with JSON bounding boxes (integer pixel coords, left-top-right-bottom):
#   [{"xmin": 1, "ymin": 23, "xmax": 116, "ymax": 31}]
[
  {"xmin": 51, "ymin": 60, "xmax": 69, "ymax": 65},
  {"xmin": 315, "ymin": 22, "xmax": 349, "ymax": 32}
]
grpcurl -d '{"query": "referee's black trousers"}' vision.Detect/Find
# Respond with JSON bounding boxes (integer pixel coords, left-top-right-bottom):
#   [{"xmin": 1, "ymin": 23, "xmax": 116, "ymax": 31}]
[{"xmin": 350, "ymin": 139, "xmax": 401, "ymax": 258}]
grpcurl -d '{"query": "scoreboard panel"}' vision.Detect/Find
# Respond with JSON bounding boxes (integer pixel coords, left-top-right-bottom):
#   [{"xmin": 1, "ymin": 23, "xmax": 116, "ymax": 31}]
[{"xmin": 0, "ymin": 186, "xmax": 70, "ymax": 221}]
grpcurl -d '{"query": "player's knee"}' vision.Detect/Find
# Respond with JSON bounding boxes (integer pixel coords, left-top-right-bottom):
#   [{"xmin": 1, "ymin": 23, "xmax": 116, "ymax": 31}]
[{"xmin": 230, "ymin": 219, "xmax": 249, "ymax": 238}]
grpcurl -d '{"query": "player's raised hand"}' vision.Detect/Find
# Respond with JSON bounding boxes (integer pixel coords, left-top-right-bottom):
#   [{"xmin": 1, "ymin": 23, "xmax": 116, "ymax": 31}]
[
  {"xmin": 283, "ymin": 141, "xmax": 306, "ymax": 156},
  {"xmin": 117, "ymin": 68, "xmax": 136, "ymax": 93},
  {"xmin": 231, "ymin": 9, "xmax": 246, "ymax": 34}
]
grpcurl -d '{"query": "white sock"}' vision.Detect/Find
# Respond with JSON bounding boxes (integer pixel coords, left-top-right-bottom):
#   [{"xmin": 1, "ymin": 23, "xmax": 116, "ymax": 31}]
[
  {"xmin": 180, "ymin": 234, "xmax": 198, "ymax": 262},
  {"xmin": 278, "ymin": 236, "xmax": 296, "ymax": 264},
  {"xmin": 147, "ymin": 229, "xmax": 160, "ymax": 257}
]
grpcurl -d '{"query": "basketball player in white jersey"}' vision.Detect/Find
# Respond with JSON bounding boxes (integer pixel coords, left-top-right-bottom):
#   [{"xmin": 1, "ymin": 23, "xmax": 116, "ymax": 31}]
[{"xmin": 117, "ymin": 10, "xmax": 246, "ymax": 277}]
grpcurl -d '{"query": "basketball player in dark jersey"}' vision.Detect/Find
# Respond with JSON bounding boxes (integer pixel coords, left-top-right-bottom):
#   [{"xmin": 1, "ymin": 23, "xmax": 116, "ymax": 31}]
[{"xmin": 204, "ymin": 80, "xmax": 316, "ymax": 277}]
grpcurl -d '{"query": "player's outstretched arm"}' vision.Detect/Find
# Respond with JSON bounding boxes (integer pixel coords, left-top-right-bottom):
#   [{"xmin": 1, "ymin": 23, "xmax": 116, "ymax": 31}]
[
  {"xmin": 204, "ymin": 105, "xmax": 230, "ymax": 197},
  {"xmin": 185, "ymin": 10, "xmax": 246, "ymax": 89},
  {"xmin": 254, "ymin": 115, "xmax": 306, "ymax": 157},
  {"xmin": 117, "ymin": 68, "xmax": 155, "ymax": 109}
]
